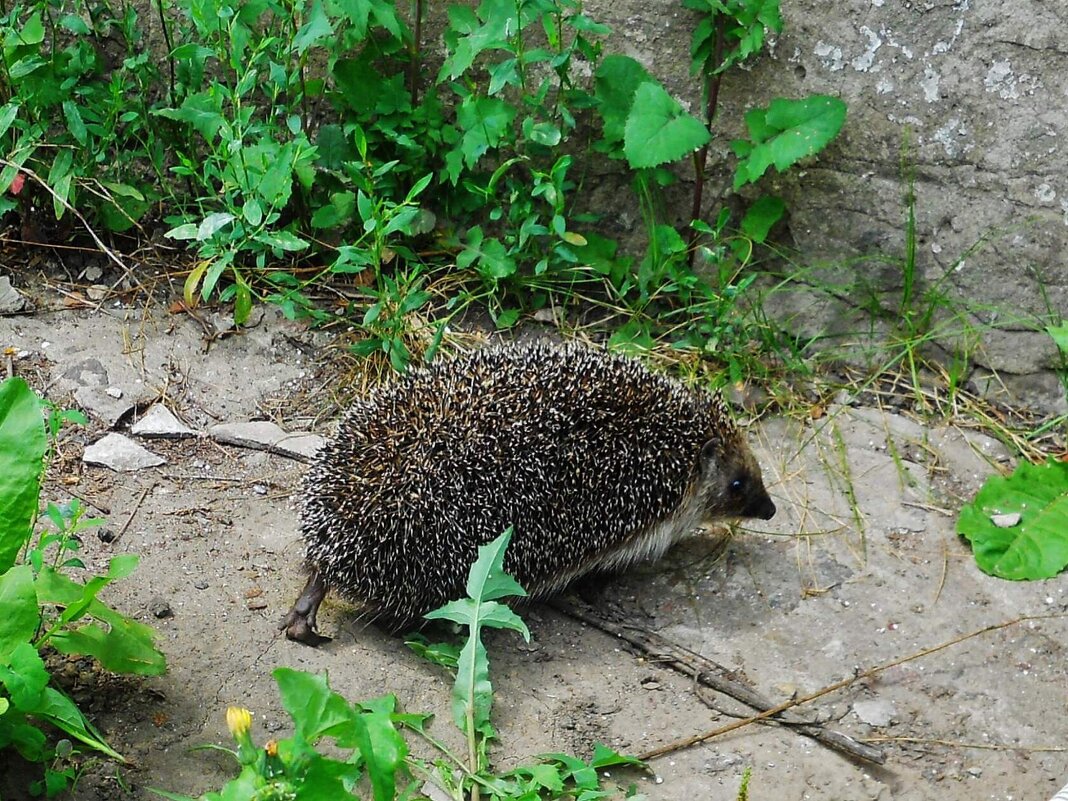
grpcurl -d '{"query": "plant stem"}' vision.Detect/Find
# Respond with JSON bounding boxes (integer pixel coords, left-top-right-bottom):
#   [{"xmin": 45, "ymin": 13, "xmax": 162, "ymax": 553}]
[
  {"xmin": 154, "ymin": 0, "xmax": 177, "ymax": 104},
  {"xmin": 408, "ymin": 0, "xmax": 423, "ymax": 104},
  {"xmin": 686, "ymin": 14, "xmax": 726, "ymax": 268}
]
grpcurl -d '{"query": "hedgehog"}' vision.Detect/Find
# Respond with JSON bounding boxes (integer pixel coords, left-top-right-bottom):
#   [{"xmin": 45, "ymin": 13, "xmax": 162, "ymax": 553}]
[{"xmin": 282, "ymin": 340, "xmax": 776, "ymax": 645}]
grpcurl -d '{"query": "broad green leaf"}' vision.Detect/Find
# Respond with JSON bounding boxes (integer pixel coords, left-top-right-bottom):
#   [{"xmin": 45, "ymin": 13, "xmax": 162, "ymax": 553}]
[
  {"xmin": 291, "ymin": 1, "xmax": 333, "ymax": 55},
  {"xmin": 1046, "ymin": 323, "xmax": 1068, "ymax": 356},
  {"xmin": 152, "ymin": 93, "xmax": 227, "ymax": 142},
  {"xmin": 58, "ymin": 14, "xmax": 91, "ymax": 35},
  {"xmin": 197, "ymin": 212, "xmax": 235, "ymax": 241},
  {"xmin": 50, "ymin": 617, "xmax": 166, "ymax": 676},
  {"xmin": 273, "ymin": 667, "xmax": 354, "ymax": 743},
  {"xmin": 255, "ymin": 230, "xmax": 309, "ymax": 252},
  {"xmin": 351, "ymin": 710, "xmax": 408, "ymax": 801},
  {"xmin": 311, "ymin": 191, "xmax": 356, "ymax": 229},
  {"xmin": 19, "ymin": 13, "xmax": 45, "ymax": 46},
  {"xmin": 0, "ymin": 642, "xmax": 48, "ymax": 709},
  {"xmin": 165, "ymin": 223, "xmax": 199, "ymax": 241},
  {"xmin": 0, "ymin": 378, "xmax": 46, "ymax": 573},
  {"xmin": 594, "ymin": 55, "xmax": 653, "ymax": 146},
  {"xmin": 958, "ymin": 459, "xmax": 1068, "ymax": 580},
  {"xmin": 739, "ymin": 195, "xmax": 785, "ymax": 243},
  {"xmin": 623, "ymin": 82, "xmax": 710, "ymax": 169},
  {"xmin": 731, "ymin": 95, "xmax": 846, "ymax": 188},
  {"xmin": 456, "ymin": 96, "xmax": 517, "ymax": 169}
]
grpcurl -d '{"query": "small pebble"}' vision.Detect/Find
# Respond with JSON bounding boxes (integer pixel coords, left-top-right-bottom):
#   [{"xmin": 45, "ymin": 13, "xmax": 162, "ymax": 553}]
[
  {"xmin": 194, "ymin": 579, "xmax": 209, "ymax": 590},
  {"xmin": 105, "ymin": 386, "xmax": 124, "ymax": 399},
  {"xmin": 247, "ymin": 598, "xmax": 269, "ymax": 611},
  {"xmin": 96, "ymin": 528, "xmax": 116, "ymax": 543}
]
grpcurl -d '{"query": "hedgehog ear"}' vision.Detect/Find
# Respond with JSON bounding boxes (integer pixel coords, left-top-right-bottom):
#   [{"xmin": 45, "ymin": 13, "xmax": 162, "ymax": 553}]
[{"xmin": 699, "ymin": 437, "xmax": 723, "ymax": 471}]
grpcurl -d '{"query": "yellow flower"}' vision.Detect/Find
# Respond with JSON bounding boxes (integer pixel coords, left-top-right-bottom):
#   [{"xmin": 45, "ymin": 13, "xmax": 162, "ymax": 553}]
[
  {"xmin": 265, "ymin": 739, "xmax": 278, "ymax": 757},
  {"xmin": 225, "ymin": 706, "xmax": 252, "ymax": 738}
]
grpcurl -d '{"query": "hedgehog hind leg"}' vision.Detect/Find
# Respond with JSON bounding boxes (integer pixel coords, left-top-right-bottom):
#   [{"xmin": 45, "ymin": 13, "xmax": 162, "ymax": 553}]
[{"xmin": 282, "ymin": 567, "xmax": 331, "ymax": 646}]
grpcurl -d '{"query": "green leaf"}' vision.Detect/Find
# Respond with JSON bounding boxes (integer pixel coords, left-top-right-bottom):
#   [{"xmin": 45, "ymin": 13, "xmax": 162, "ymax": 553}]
[
  {"xmin": 59, "ymin": 14, "xmax": 91, "ymax": 35},
  {"xmin": 152, "ymin": 93, "xmax": 227, "ymax": 142},
  {"xmin": 50, "ymin": 616, "xmax": 166, "ymax": 676},
  {"xmin": 256, "ymin": 230, "xmax": 309, "ymax": 252},
  {"xmin": 274, "ymin": 668, "xmax": 354, "ymax": 743},
  {"xmin": 197, "ymin": 212, "xmax": 235, "ymax": 241},
  {"xmin": 732, "ymin": 95, "xmax": 846, "ymax": 188},
  {"xmin": 351, "ymin": 709, "xmax": 408, "ymax": 801},
  {"xmin": 0, "ymin": 378, "xmax": 46, "ymax": 573},
  {"xmin": 0, "ymin": 642, "xmax": 48, "ymax": 710},
  {"xmin": 62, "ymin": 101, "xmax": 88, "ymax": 146},
  {"xmin": 739, "ymin": 195, "xmax": 785, "ymax": 243},
  {"xmin": 594, "ymin": 55, "xmax": 653, "ymax": 146},
  {"xmin": 311, "ymin": 191, "xmax": 356, "ymax": 229},
  {"xmin": 34, "ymin": 686, "xmax": 122, "ymax": 760},
  {"xmin": 424, "ymin": 530, "xmax": 529, "ymax": 735},
  {"xmin": 623, "ymin": 83, "xmax": 710, "ymax": 169},
  {"xmin": 456, "ymin": 96, "xmax": 517, "ymax": 169},
  {"xmin": 291, "ymin": 1, "xmax": 333, "ymax": 55},
  {"xmin": 1046, "ymin": 323, "xmax": 1068, "ymax": 356},
  {"xmin": 957, "ymin": 459, "xmax": 1068, "ymax": 580},
  {"xmin": 0, "ymin": 102, "xmax": 19, "ymax": 139},
  {"xmin": 165, "ymin": 223, "xmax": 198, "ymax": 241}
]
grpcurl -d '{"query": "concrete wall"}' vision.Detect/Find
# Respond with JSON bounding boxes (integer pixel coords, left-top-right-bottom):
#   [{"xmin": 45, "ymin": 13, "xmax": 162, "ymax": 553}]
[{"xmin": 585, "ymin": 0, "xmax": 1068, "ymax": 413}]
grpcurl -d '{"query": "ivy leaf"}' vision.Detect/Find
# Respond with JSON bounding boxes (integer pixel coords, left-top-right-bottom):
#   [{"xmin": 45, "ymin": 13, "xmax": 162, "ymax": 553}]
[
  {"xmin": 957, "ymin": 459, "xmax": 1068, "ymax": 580},
  {"xmin": 623, "ymin": 82, "xmax": 710, "ymax": 169},
  {"xmin": 731, "ymin": 95, "xmax": 846, "ymax": 188}
]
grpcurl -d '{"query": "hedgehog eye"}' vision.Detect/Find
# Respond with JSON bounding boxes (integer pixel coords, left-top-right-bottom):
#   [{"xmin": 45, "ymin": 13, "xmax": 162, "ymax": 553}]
[{"xmin": 729, "ymin": 477, "xmax": 745, "ymax": 494}]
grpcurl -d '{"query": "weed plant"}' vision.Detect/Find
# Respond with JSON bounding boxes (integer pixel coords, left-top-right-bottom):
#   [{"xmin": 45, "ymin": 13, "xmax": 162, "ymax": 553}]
[
  {"xmin": 0, "ymin": 0, "xmax": 843, "ymax": 382},
  {"xmin": 0, "ymin": 377, "xmax": 166, "ymax": 797}
]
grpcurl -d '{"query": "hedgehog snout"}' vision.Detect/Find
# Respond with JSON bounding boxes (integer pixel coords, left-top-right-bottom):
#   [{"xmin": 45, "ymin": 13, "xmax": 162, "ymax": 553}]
[{"xmin": 748, "ymin": 493, "xmax": 776, "ymax": 520}]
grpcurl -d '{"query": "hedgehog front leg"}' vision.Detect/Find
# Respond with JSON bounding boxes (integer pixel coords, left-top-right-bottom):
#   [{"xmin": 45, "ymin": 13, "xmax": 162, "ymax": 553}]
[{"xmin": 282, "ymin": 567, "xmax": 331, "ymax": 646}]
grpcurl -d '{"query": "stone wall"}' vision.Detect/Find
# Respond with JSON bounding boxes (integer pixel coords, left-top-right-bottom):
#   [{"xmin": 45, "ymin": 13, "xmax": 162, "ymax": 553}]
[{"xmin": 584, "ymin": 0, "xmax": 1068, "ymax": 413}]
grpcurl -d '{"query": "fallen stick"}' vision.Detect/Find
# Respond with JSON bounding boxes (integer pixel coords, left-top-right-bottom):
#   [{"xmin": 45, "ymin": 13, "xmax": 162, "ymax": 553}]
[
  {"xmin": 554, "ymin": 597, "xmax": 885, "ymax": 765},
  {"xmin": 558, "ymin": 600, "xmax": 1066, "ymax": 767}
]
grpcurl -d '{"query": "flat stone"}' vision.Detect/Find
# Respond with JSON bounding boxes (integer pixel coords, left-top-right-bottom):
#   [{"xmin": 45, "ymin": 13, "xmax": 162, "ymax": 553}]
[
  {"xmin": 0, "ymin": 276, "xmax": 27, "ymax": 314},
  {"xmin": 131, "ymin": 404, "xmax": 199, "ymax": 439},
  {"xmin": 209, "ymin": 421, "xmax": 325, "ymax": 462},
  {"xmin": 853, "ymin": 699, "xmax": 895, "ymax": 727},
  {"xmin": 75, "ymin": 387, "xmax": 137, "ymax": 428},
  {"xmin": 83, "ymin": 433, "xmax": 166, "ymax": 472}
]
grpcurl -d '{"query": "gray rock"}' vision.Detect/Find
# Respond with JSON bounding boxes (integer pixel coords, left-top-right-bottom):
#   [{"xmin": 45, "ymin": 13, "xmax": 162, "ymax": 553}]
[
  {"xmin": 83, "ymin": 433, "xmax": 166, "ymax": 471},
  {"xmin": 131, "ymin": 404, "xmax": 199, "ymax": 439},
  {"xmin": 853, "ymin": 699, "xmax": 896, "ymax": 728},
  {"xmin": 0, "ymin": 276, "xmax": 27, "ymax": 314},
  {"xmin": 75, "ymin": 387, "xmax": 137, "ymax": 428},
  {"xmin": 209, "ymin": 421, "xmax": 325, "ymax": 462}
]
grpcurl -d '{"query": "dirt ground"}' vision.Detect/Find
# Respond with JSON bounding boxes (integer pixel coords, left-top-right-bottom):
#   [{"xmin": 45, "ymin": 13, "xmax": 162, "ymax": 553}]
[{"xmin": 1, "ymin": 296, "xmax": 1066, "ymax": 801}]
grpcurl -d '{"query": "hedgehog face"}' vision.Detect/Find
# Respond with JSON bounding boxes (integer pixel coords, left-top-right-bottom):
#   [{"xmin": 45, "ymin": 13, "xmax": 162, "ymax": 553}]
[{"xmin": 696, "ymin": 436, "xmax": 776, "ymax": 522}]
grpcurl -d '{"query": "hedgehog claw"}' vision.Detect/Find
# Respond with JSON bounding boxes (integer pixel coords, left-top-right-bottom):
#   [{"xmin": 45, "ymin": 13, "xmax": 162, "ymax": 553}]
[{"xmin": 282, "ymin": 569, "xmax": 330, "ymax": 646}]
